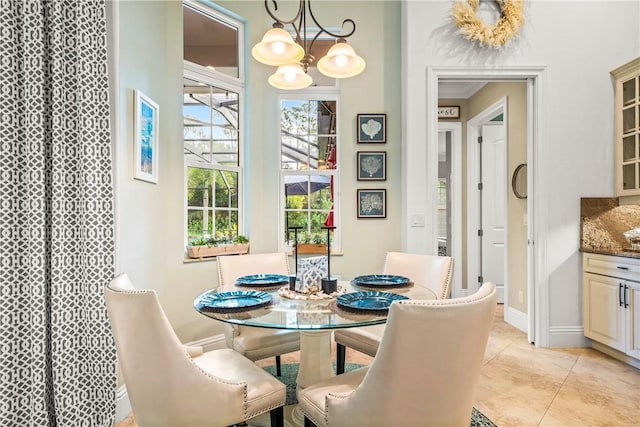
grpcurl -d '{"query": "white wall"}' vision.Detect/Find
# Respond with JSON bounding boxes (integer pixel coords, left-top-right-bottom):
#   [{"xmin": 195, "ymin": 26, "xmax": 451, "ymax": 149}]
[{"xmin": 402, "ymin": 0, "xmax": 640, "ymax": 346}]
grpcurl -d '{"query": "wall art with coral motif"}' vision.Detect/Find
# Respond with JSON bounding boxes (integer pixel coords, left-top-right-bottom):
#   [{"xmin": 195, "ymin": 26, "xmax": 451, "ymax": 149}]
[
  {"xmin": 357, "ymin": 189, "xmax": 386, "ymax": 219},
  {"xmin": 357, "ymin": 113, "xmax": 386, "ymax": 143},
  {"xmin": 357, "ymin": 151, "xmax": 386, "ymax": 181}
]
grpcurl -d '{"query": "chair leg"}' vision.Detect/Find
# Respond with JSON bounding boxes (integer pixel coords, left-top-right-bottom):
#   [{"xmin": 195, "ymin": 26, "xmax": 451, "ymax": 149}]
[
  {"xmin": 336, "ymin": 343, "xmax": 346, "ymax": 375},
  {"xmin": 304, "ymin": 416, "xmax": 317, "ymax": 427},
  {"xmin": 276, "ymin": 355, "xmax": 282, "ymax": 376},
  {"xmin": 270, "ymin": 406, "xmax": 284, "ymax": 427}
]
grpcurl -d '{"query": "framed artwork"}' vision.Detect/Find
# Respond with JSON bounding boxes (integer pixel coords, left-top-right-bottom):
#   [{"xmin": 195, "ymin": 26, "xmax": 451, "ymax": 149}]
[
  {"xmin": 357, "ymin": 151, "xmax": 386, "ymax": 181},
  {"xmin": 357, "ymin": 113, "xmax": 386, "ymax": 143},
  {"xmin": 357, "ymin": 189, "xmax": 386, "ymax": 218},
  {"xmin": 133, "ymin": 89, "xmax": 159, "ymax": 183}
]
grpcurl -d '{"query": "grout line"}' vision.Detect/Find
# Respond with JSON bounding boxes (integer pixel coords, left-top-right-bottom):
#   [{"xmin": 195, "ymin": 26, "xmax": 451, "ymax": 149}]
[{"xmin": 536, "ymin": 353, "xmax": 580, "ymax": 426}]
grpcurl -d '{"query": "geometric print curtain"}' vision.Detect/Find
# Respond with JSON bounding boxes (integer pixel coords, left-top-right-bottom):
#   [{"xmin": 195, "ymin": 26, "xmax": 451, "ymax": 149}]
[{"xmin": 0, "ymin": 1, "xmax": 116, "ymax": 425}]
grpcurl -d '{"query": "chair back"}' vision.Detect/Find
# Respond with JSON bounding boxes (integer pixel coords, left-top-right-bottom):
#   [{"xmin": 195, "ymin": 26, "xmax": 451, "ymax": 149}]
[
  {"xmin": 327, "ymin": 282, "xmax": 497, "ymax": 427},
  {"xmin": 105, "ymin": 274, "xmax": 244, "ymax": 426},
  {"xmin": 217, "ymin": 252, "xmax": 290, "ymax": 286},
  {"xmin": 383, "ymin": 252, "xmax": 453, "ymax": 299}
]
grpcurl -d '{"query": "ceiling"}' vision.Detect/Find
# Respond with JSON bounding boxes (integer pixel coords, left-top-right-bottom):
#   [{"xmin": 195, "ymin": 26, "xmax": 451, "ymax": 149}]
[{"xmin": 438, "ymin": 81, "xmax": 487, "ymax": 99}]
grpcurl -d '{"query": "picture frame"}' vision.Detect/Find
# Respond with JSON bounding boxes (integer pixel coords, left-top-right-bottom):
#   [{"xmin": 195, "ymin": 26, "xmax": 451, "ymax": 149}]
[
  {"xmin": 133, "ymin": 89, "xmax": 159, "ymax": 183},
  {"xmin": 357, "ymin": 189, "xmax": 386, "ymax": 219},
  {"xmin": 357, "ymin": 113, "xmax": 386, "ymax": 143},
  {"xmin": 437, "ymin": 106, "xmax": 460, "ymax": 119},
  {"xmin": 357, "ymin": 151, "xmax": 386, "ymax": 181}
]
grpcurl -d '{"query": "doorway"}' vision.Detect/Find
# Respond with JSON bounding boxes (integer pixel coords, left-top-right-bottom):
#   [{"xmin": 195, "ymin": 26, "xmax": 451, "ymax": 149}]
[
  {"xmin": 437, "ymin": 122, "xmax": 462, "ymax": 297},
  {"xmin": 429, "ymin": 67, "xmax": 543, "ymax": 345},
  {"xmin": 467, "ymin": 99, "xmax": 507, "ymax": 303}
]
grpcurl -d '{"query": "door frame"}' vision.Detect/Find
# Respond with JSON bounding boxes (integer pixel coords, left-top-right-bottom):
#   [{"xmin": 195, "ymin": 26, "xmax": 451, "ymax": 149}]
[
  {"xmin": 427, "ymin": 66, "xmax": 547, "ymax": 346},
  {"xmin": 437, "ymin": 122, "xmax": 463, "ymax": 297},
  {"xmin": 467, "ymin": 98, "xmax": 508, "ymax": 304}
]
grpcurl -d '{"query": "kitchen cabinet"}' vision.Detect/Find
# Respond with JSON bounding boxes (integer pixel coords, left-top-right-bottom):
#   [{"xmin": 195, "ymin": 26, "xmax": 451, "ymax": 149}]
[
  {"xmin": 611, "ymin": 57, "xmax": 640, "ymax": 196},
  {"xmin": 582, "ymin": 252, "xmax": 640, "ymax": 362}
]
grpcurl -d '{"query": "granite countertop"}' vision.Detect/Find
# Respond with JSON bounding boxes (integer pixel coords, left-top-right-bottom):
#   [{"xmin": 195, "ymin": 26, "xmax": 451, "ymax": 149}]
[
  {"xmin": 580, "ymin": 198, "xmax": 640, "ymax": 260},
  {"xmin": 579, "ymin": 246, "xmax": 640, "ymax": 259}
]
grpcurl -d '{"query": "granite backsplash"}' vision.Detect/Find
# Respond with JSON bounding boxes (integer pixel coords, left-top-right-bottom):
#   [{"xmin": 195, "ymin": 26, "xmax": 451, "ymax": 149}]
[{"xmin": 580, "ymin": 197, "xmax": 640, "ymax": 258}]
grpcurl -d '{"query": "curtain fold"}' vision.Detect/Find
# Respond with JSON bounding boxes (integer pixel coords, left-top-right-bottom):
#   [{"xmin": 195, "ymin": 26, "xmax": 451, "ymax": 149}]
[{"xmin": 0, "ymin": 0, "xmax": 116, "ymax": 425}]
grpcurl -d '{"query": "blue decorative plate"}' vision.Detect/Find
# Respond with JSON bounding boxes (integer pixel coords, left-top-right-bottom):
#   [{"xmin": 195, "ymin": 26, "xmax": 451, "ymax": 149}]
[
  {"xmin": 198, "ymin": 291, "xmax": 272, "ymax": 311},
  {"xmin": 337, "ymin": 291, "xmax": 409, "ymax": 312},
  {"xmin": 352, "ymin": 274, "xmax": 411, "ymax": 287},
  {"xmin": 236, "ymin": 274, "xmax": 289, "ymax": 287}
]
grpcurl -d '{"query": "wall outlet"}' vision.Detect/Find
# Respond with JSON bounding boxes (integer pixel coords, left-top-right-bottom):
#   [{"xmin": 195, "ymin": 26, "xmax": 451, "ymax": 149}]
[{"xmin": 518, "ymin": 290, "xmax": 524, "ymax": 303}]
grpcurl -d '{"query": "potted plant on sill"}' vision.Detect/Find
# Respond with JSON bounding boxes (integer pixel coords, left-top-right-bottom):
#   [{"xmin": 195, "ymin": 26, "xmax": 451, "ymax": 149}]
[
  {"xmin": 187, "ymin": 234, "xmax": 250, "ymax": 259},
  {"xmin": 296, "ymin": 231, "xmax": 328, "ymax": 255}
]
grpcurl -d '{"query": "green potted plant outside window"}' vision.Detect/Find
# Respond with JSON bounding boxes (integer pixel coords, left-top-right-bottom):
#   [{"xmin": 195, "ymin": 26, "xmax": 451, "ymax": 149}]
[{"xmin": 187, "ymin": 234, "xmax": 250, "ymax": 259}]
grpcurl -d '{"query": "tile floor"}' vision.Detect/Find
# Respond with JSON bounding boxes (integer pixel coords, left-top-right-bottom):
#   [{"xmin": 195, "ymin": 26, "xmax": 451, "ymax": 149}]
[{"xmin": 115, "ymin": 305, "xmax": 640, "ymax": 426}]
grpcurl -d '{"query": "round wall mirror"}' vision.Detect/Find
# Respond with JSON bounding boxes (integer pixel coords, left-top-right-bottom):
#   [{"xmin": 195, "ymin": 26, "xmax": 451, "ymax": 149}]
[{"xmin": 512, "ymin": 163, "xmax": 527, "ymax": 199}]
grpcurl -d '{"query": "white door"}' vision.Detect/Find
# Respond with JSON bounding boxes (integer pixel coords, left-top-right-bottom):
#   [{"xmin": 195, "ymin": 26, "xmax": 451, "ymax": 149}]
[{"xmin": 480, "ymin": 123, "xmax": 506, "ymax": 301}]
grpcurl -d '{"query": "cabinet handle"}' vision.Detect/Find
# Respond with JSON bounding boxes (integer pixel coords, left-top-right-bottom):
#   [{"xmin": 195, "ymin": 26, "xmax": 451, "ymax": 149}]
[
  {"xmin": 624, "ymin": 284, "xmax": 629, "ymax": 308},
  {"xmin": 619, "ymin": 283, "xmax": 624, "ymax": 307},
  {"xmin": 616, "ymin": 266, "xmax": 629, "ymax": 270}
]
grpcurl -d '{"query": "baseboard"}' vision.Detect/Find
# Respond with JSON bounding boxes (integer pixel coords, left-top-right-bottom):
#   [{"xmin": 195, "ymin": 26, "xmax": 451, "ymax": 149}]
[
  {"xmin": 115, "ymin": 385, "xmax": 131, "ymax": 422},
  {"xmin": 187, "ymin": 333, "xmax": 227, "ymax": 352},
  {"xmin": 114, "ymin": 334, "xmax": 226, "ymax": 421},
  {"xmin": 496, "ymin": 285, "xmax": 504, "ymax": 304},
  {"xmin": 548, "ymin": 326, "xmax": 590, "ymax": 348},
  {"xmin": 591, "ymin": 341, "xmax": 640, "ymax": 369},
  {"xmin": 504, "ymin": 306, "xmax": 527, "ymax": 333}
]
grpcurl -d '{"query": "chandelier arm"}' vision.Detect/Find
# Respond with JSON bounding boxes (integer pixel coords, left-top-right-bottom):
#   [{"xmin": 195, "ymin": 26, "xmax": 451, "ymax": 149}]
[
  {"xmin": 264, "ymin": 0, "xmax": 304, "ymax": 27},
  {"xmin": 306, "ymin": 0, "xmax": 356, "ymax": 39}
]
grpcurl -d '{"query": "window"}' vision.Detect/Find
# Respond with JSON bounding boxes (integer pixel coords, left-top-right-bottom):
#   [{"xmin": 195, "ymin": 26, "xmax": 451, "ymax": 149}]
[
  {"xmin": 280, "ymin": 97, "xmax": 339, "ymax": 251},
  {"xmin": 183, "ymin": 2, "xmax": 244, "ymax": 249}
]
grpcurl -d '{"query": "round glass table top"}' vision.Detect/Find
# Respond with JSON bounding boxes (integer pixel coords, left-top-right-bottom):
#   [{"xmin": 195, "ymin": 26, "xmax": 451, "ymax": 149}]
[{"xmin": 193, "ymin": 280, "xmax": 436, "ymax": 330}]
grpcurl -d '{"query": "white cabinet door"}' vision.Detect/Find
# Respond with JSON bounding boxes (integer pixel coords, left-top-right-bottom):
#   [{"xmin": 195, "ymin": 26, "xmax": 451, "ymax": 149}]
[
  {"xmin": 583, "ymin": 272, "xmax": 626, "ymax": 352},
  {"xmin": 627, "ymin": 283, "xmax": 640, "ymax": 359}
]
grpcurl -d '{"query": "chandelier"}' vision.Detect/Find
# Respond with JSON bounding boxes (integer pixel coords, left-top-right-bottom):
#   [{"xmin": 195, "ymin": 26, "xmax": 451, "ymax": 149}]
[{"xmin": 251, "ymin": 0, "xmax": 366, "ymax": 90}]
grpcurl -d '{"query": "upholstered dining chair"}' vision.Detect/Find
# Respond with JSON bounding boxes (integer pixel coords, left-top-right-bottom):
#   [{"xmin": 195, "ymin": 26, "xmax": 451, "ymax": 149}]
[
  {"xmin": 217, "ymin": 252, "xmax": 300, "ymax": 376},
  {"xmin": 334, "ymin": 252, "xmax": 453, "ymax": 373},
  {"xmin": 300, "ymin": 282, "xmax": 497, "ymax": 427},
  {"xmin": 105, "ymin": 273, "xmax": 285, "ymax": 427}
]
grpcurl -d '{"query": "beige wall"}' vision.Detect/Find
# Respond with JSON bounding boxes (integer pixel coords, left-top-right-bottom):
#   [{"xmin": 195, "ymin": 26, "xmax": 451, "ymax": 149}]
[{"xmin": 114, "ymin": 0, "xmax": 401, "ymax": 344}]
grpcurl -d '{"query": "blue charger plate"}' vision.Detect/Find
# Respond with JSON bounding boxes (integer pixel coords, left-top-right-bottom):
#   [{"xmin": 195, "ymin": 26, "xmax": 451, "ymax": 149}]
[
  {"xmin": 198, "ymin": 290, "xmax": 272, "ymax": 312},
  {"xmin": 236, "ymin": 274, "xmax": 289, "ymax": 287},
  {"xmin": 337, "ymin": 291, "xmax": 409, "ymax": 312},
  {"xmin": 352, "ymin": 274, "xmax": 411, "ymax": 287}
]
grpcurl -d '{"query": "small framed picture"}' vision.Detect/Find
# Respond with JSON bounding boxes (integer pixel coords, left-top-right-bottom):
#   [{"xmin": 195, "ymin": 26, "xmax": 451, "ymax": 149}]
[
  {"xmin": 357, "ymin": 113, "xmax": 386, "ymax": 143},
  {"xmin": 357, "ymin": 151, "xmax": 386, "ymax": 181},
  {"xmin": 437, "ymin": 106, "xmax": 460, "ymax": 119},
  {"xmin": 133, "ymin": 89, "xmax": 159, "ymax": 183},
  {"xmin": 357, "ymin": 189, "xmax": 386, "ymax": 219}
]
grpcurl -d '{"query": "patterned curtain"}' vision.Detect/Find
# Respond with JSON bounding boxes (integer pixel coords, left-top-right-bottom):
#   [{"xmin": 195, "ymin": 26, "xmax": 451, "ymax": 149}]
[{"xmin": 0, "ymin": 1, "xmax": 116, "ymax": 425}]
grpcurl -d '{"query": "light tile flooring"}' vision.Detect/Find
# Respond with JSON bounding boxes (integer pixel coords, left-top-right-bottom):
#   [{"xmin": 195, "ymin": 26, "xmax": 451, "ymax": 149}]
[{"xmin": 115, "ymin": 305, "xmax": 640, "ymax": 426}]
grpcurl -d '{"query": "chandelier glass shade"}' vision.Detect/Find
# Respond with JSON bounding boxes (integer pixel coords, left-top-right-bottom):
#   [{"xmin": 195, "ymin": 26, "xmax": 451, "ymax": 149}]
[
  {"xmin": 268, "ymin": 64, "xmax": 313, "ymax": 90},
  {"xmin": 316, "ymin": 39, "xmax": 365, "ymax": 79},
  {"xmin": 251, "ymin": 25, "xmax": 305, "ymax": 66},
  {"xmin": 252, "ymin": 0, "xmax": 365, "ymax": 90}
]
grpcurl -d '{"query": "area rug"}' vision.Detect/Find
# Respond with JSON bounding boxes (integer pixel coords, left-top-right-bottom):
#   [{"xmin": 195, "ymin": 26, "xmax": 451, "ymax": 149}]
[{"xmin": 263, "ymin": 363, "xmax": 496, "ymax": 427}]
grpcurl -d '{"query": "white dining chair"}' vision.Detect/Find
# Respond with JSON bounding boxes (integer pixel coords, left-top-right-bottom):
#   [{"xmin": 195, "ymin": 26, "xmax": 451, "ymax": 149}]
[
  {"xmin": 300, "ymin": 282, "xmax": 497, "ymax": 427},
  {"xmin": 105, "ymin": 273, "xmax": 286, "ymax": 427},
  {"xmin": 334, "ymin": 252, "xmax": 453, "ymax": 374},
  {"xmin": 217, "ymin": 252, "xmax": 300, "ymax": 376}
]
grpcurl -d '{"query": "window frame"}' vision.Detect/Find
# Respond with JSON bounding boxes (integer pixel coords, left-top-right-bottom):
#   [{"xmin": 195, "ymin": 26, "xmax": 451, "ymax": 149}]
[
  {"xmin": 278, "ymin": 93, "xmax": 341, "ymax": 253},
  {"xmin": 183, "ymin": 1, "xmax": 245, "ymax": 252}
]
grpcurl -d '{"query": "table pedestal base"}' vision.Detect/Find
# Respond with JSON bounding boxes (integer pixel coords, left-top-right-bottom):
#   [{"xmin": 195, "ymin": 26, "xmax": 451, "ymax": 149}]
[{"xmin": 291, "ymin": 330, "xmax": 335, "ymax": 426}]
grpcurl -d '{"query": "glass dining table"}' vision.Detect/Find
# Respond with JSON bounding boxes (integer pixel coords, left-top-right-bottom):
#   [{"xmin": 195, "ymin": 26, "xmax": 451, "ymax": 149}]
[{"xmin": 193, "ymin": 279, "xmax": 437, "ymax": 391}]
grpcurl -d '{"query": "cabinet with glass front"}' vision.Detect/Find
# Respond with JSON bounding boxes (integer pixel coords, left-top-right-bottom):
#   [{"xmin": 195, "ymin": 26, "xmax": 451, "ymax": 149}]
[{"xmin": 612, "ymin": 57, "xmax": 640, "ymax": 196}]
